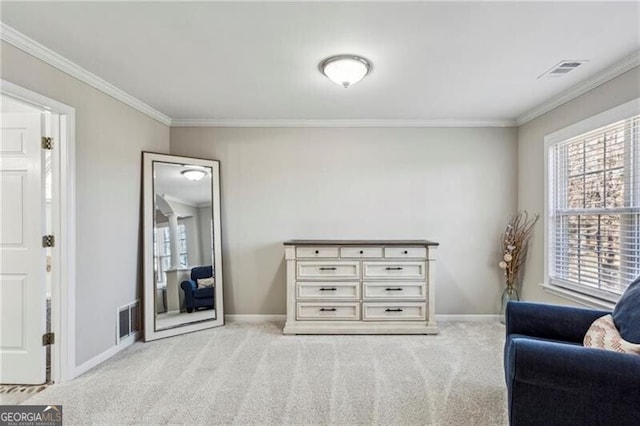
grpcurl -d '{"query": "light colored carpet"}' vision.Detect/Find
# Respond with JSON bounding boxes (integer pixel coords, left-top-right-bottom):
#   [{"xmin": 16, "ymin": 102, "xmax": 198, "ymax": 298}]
[
  {"xmin": 23, "ymin": 321, "xmax": 508, "ymax": 425},
  {"xmin": 156, "ymin": 309, "xmax": 216, "ymax": 330}
]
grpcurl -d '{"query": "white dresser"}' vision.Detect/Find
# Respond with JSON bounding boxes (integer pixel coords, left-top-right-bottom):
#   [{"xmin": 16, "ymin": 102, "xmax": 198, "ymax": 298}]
[{"xmin": 283, "ymin": 240, "xmax": 439, "ymax": 335}]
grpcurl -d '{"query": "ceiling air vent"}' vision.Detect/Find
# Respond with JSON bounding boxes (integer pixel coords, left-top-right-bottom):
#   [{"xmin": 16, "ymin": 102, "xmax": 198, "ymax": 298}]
[{"xmin": 538, "ymin": 60, "xmax": 588, "ymax": 79}]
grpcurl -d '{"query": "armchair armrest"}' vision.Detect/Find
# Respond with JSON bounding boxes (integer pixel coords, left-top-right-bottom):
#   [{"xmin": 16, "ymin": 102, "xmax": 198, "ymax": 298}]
[
  {"xmin": 180, "ymin": 279, "xmax": 196, "ymax": 292},
  {"xmin": 508, "ymin": 338, "xmax": 640, "ymax": 404},
  {"xmin": 506, "ymin": 301, "xmax": 609, "ymax": 344}
]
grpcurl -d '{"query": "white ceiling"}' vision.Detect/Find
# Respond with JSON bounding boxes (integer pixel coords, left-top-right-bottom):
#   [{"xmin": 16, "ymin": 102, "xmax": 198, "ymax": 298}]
[{"xmin": 1, "ymin": 1, "xmax": 638, "ymax": 123}]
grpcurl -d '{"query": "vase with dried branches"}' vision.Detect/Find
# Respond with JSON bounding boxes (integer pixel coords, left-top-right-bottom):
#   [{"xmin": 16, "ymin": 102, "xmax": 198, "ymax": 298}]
[{"xmin": 498, "ymin": 211, "xmax": 539, "ymax": 323}]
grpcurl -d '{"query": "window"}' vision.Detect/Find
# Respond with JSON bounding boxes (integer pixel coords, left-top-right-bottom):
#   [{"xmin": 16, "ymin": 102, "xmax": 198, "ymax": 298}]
[
  {"xmin": 547, "ymin": 104, "xmax": 639, "ymax": 303},
  {"xmin": 153, "ymin": 222, "xmax": 188, "ymax": 286}
]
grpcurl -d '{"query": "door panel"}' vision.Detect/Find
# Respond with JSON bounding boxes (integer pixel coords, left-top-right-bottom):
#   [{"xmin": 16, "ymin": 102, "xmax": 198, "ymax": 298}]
[
  {"xmin": 0, "ymin": 276, "xmax": 26, "ymax": 348},
  {"xmin": 0, "ymin": 128, "xmax": 26, "ymax": 154},
  {"xmin": 0, "ymin": 172, "xmax": 26, "ymax": 246},
  {"xmin": 0, "ymin": 103, "xmax": 47, "ymax": 385}
]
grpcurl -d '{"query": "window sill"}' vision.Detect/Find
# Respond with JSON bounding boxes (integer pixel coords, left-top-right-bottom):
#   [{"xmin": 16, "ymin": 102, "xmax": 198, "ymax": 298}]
[{"xmin": 540, "ymin": 283, "xmax": 616, "ymax": 311}]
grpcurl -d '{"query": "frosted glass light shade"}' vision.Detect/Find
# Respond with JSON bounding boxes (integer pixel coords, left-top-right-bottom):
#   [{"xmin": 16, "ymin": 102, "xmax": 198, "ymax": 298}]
[
  {"xmin": 320, "ymin": 55, "xmax": 371, "ymax": 88},
  {"xmin": 181, "ymin": 169, "xmax": 207, "ymax": 181}
]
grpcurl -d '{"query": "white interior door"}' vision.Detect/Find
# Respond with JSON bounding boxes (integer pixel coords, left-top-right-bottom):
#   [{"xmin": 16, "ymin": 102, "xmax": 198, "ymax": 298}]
[{"xmin": 0, "ymin": 97, "xmax": 47, "ymax": 384}]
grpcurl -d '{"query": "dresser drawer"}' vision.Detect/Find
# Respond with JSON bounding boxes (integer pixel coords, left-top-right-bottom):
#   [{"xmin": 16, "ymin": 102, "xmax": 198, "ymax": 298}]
[
  {"xmin": 340, "ymin": 247, "xmax": 383, "ymax": 258},
  {"xmin": 297, "ymin": 302, "xmax": 360, "ymax": 320},
  {"xmin": 384, "ymin": 247, "xmax": 427, "ymax": 258},
  {"xmin": 297, "ymin": 282, "xmax": 360, "ymax": 300},
  {"xmin": 363, "ymin": 303, "xmax": 426, "ymax": 321},
  {"xmin": 297, "ymin": 261, "xmax": 360, "ymax": 279},
  {"xmin": 362, "ymin": 262, "xmax": 426, "ymax": 279},
  {"xmin": 363, "ymin": 282, "xmax": 426, "ymax": 300},
  {"xmin": 296, "ymin": 247, "xmax": 339, "ymax": 258}
]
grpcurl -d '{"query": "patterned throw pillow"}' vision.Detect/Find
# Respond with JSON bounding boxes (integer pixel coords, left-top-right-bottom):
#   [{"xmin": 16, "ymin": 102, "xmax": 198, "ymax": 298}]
[
  {"xmin": 583, "ymin": 314, "xmax": 640, "ymax": 355},
  {"xmin": 197, "ymin": 277, "xmax": 214, "ymax": 288}
]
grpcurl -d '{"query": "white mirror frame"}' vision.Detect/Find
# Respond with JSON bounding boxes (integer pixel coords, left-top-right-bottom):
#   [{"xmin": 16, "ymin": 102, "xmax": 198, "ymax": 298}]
[{"xmin": 142, "ymin": 152, "xmax": 224, "ymax": 341}]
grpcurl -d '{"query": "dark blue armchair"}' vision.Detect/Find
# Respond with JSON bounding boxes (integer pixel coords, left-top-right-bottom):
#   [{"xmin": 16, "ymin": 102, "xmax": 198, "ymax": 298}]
[
  {"xmin": 504, "ymin": 301, "xmax": 640, "ymax": 426},
  {"xmin": 180, "ymin": 266, "xmax": 214, "ymax": 313}
]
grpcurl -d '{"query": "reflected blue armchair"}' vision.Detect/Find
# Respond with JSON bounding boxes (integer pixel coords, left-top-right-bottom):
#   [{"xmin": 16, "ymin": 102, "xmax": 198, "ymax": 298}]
[
  {"xmin": 504, "ymin": 301, "xmax": 640, "ymax": 426},
  {"xmin": 180, "ymin": 266, "xmax": 214, "ymax": 313}
]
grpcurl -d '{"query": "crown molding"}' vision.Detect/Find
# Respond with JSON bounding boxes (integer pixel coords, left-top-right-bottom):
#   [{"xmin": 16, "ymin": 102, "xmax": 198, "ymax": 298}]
[
  {"xmin": 170, "ymin": 118, "xmax": 516, "ymax": 128},
  {"xmin": 517, "ymin": 50, "xmax": 640, "ymax": 126},
  {"xmin": 0, "ymin": 22, "xmax": 172, "ymax": 126}
]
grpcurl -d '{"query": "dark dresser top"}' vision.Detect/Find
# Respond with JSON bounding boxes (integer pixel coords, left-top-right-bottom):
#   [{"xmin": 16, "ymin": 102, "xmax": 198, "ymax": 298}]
[{"xmin": 283, "ymin": 239, "xmax": 439, "ymax": 247}]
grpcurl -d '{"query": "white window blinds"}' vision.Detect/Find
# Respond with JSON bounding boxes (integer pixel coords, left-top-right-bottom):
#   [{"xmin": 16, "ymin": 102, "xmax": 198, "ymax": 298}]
[{"xmin": 549, "ymin": 114, "xmax": 640, "ymax": 300}]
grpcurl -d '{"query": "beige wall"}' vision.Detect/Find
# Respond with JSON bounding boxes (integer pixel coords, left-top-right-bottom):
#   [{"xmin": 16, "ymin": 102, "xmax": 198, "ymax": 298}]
[
  {"xmin": 170, "ymin": 127, "xmax": 518, "ymax": 315},
  {"xmin": 517, "ymin": 66, "xmax": 640, "ymax": 305},
  {"xmin": 1, "ymin": 41, "xmax": 170, "ymax": 366}
]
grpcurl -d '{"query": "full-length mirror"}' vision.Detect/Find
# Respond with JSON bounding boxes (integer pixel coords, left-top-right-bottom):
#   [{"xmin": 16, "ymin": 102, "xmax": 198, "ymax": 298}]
[{"xmin": 142, "ymin": 152, "xmax": 224, "ymax": 341}]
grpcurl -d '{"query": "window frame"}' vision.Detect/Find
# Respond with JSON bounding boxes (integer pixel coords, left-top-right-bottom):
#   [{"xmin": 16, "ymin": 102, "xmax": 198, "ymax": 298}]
[
  {"xmin": 543, "ymin": 98, "xmax": 640, "ymax": 309},
  {"xmin": 153, "ymin": 221, "xmax": 188, "ymax": 286}
]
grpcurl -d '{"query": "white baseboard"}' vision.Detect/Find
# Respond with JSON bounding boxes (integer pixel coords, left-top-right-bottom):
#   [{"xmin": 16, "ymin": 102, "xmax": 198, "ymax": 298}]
[
  {"xmin": 72, "ymin": 331, "xmax": 140, "ymax": 379},
  {"xmin": 435, "ymin": 314, "xmax": 500, "ymax": 321},
  {"xmin": 226, "ymin": 314, "xmax": 498, "ymax": 323},
  {"xmin": 225, "ymin": 314, "xmax": 286, "ymax": 323}
]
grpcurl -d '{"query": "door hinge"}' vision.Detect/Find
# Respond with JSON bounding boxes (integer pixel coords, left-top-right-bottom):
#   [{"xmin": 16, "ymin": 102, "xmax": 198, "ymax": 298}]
[
  {"xmin": 42, "ymin": 235, "xmax": 55, "ymax": 248},
  {"xmin": 42, "ymin": 332, "xmax": 55, "ymax": 346},
  {"xmin": 41, "ymin": 137, "xmax": 53, "ymax": 150}
]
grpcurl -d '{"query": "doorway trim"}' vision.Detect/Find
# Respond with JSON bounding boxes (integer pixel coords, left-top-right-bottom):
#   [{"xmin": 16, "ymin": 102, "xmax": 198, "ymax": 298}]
[{"xmin": 1, "ymin": 79, "xmax": 76, "ymax": 383}]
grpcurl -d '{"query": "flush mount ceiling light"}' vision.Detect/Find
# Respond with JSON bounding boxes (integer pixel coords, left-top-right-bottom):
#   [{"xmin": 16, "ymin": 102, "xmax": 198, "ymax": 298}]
[
  {"xmin": 181, "ymin": 167, "xmax": 208, "ymax": 181},
  {"xmin": 319, "ymin": 55, "xmax": 371, "ymax": 88}
]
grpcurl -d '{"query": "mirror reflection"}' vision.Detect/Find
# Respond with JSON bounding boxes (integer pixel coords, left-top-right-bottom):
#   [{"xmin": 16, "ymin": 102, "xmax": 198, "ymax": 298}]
[{"xmin": 153, "ymin": 162, "xmax": 216, "ymax": 330}]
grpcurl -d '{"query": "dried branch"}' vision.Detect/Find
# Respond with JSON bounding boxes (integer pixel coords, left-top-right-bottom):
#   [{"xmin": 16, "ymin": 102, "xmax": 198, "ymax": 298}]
[{"xmin": 498, "ymin": 211, "xmax": 539, "ymax": 291}]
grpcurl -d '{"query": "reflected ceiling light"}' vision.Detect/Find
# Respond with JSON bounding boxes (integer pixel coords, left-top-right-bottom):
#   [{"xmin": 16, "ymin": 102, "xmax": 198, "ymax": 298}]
[
  {"xmin": 319, "ymin": 55, "xmax": 371, "ymax": 88},
  {"xmin": 181, "ymin": 168, "xmax": 207, "ymax": 181}
]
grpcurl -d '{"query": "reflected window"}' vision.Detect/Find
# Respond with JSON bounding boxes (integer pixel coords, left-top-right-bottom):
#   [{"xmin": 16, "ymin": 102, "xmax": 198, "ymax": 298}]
[{"xmin": 153, "ymin": 222, "xmax": 188, "ymax": 287}]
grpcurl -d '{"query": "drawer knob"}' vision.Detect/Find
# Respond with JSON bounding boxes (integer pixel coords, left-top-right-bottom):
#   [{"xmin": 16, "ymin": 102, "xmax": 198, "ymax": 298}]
[
  {"xmin": 315, "ymin": 250, "xmax": 319, "ymax": 254},
  {"xmin": 359, "ymin": 250, "xmax": 364, "ymax": 254},
  {"xmin": 385, "ymin": 267, "xmax": 404, "ymax": 271},
  {"xmin": 319, "ymin": 287, "xmax": 337, "ymax": 291},
  {"xmin": 385, "ymin": 308, "xmax": 403, "ymax": 312},
  {"xmin": 319, "ymin": 267, "xmax": 337, "ymax": 271},
  {"xmin": 403, "ymin": 250, "xmax": 408, "ymax": 254},
  {"xmin": 385, "ymin": 288, "xmax": 403, "ymax": 291},
  {"xmin": 320, "ymin": 308, "xmax": 337, "ymax": 312}
]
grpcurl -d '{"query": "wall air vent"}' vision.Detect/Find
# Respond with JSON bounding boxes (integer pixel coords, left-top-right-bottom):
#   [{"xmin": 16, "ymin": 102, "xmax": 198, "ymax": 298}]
[
  {"xmin": 538, "ymin": 60, "xmax": 588, "ymax": 79},
  {"xmin": 116, "ymin": 300, "xmax": 140, "ymax": 344}
]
